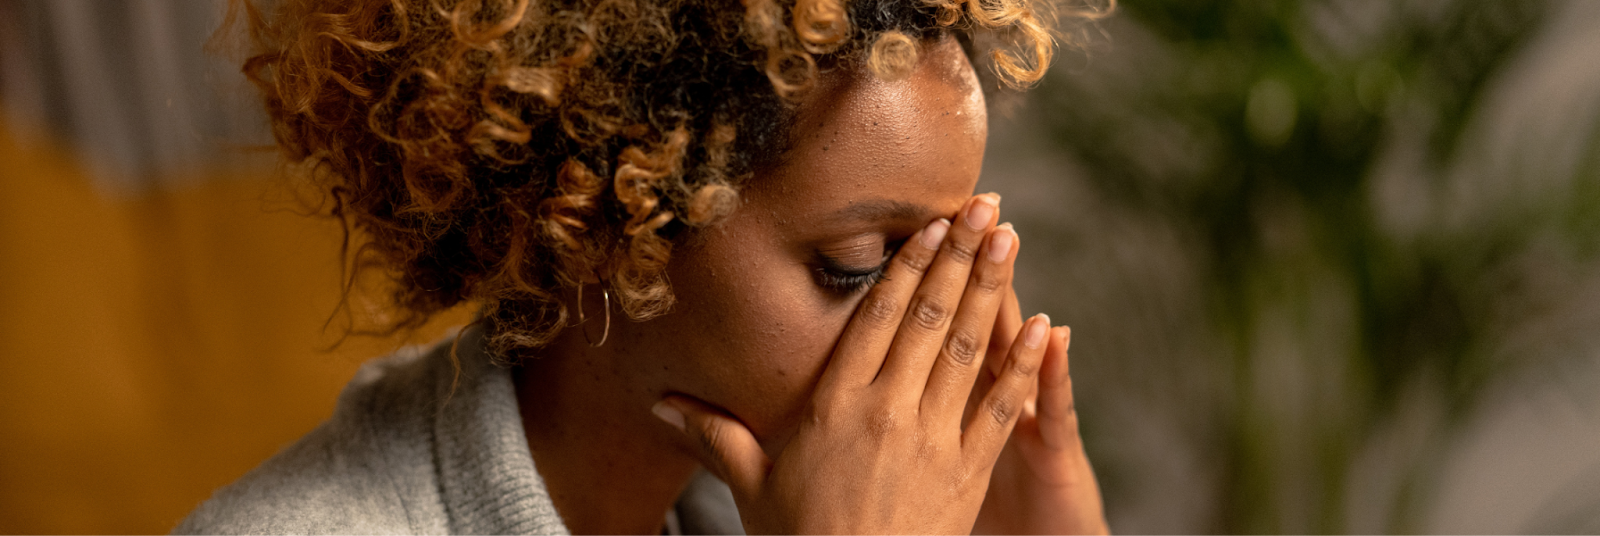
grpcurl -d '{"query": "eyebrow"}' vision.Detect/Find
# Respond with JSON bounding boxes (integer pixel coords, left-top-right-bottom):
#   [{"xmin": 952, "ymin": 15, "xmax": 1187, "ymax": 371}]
[{"xmin": 826, "ymin": 199, "xmax": 938, "ymax": 225}]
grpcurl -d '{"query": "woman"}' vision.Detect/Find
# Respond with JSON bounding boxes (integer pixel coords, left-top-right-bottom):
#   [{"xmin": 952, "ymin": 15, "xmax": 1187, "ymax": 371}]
[{"xmin": 180, "ymin": 0, "xmax": 1109, "ymax": 533}]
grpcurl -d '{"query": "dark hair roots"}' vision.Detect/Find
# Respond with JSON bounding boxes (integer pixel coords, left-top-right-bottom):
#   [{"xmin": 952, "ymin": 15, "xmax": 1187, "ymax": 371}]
[{"xmin": 227, "ymin": 0, "xmax": 1109, "ymax": 358}]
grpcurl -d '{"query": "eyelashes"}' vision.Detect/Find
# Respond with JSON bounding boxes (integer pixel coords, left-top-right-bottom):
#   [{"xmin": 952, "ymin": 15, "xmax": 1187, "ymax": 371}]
[
  {"xmin": 814, "ymin": 263, "xmax": 889, "ymax": 294},
  {"xmin": 813, "ymin": 239, "xmax": 904, "ymax": 295}
]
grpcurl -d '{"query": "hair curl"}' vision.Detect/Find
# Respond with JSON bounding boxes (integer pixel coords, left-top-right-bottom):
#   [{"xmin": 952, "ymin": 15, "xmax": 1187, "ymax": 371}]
[{"xmin": 228, "ymin": 0, "xmax": 1111, "ymax": 358}]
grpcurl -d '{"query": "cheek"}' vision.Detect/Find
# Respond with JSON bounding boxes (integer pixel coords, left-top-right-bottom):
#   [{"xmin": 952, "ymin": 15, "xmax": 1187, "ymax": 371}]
[{"xmin": 660, "ymin": 223, "xmax": 857, "ymax": 445}]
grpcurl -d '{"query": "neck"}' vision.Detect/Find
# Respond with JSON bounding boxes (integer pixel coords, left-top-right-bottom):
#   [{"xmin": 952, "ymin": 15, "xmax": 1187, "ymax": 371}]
[{"xmin": 513, "ymin": 332, "xmax": 701, "ymax": 535}]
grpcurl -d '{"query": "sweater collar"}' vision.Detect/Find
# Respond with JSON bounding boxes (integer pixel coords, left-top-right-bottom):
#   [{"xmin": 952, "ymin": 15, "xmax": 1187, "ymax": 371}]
[
  {"xmin": 427, "ymin": 325, "xmax": 744, "ymax": 535},
  {"xmin": 432, "ymin": 325, "xmax": 570, "ymax": 535}
]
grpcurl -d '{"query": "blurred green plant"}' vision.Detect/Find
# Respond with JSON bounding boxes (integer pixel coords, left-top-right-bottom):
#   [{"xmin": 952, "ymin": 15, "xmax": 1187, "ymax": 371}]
[{"xmin": 1026, "ymin": 0, "xmax": 1600, "ymax": 532}]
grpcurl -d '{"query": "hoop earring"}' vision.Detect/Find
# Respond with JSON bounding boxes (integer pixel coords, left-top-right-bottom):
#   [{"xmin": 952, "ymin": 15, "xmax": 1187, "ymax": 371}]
[
  {"xmin": 577, "ymin": 283, "xmax": 611, "ymax": 347},
  {"xmin": 576, "ymin": 282, "xmax": 588, "ymax": 324}
]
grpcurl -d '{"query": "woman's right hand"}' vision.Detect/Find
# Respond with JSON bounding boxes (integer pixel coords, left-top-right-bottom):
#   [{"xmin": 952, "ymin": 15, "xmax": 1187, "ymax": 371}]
[{"xmin": 652, "ymin": 194, "xmax": 1057, "ymax": 534}]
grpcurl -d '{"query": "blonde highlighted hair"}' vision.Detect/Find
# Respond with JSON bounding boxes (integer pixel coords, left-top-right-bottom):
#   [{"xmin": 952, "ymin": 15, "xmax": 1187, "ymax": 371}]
[{"xmin": 227, "ymin": 0, "xmax": 1111, "ymax": 357}]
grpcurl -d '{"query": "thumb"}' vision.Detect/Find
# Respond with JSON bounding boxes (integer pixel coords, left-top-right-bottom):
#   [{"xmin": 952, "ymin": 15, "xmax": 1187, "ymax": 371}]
[{"xmin": 653, "ymin": 395, "xmax": 770, "ymax": 497}]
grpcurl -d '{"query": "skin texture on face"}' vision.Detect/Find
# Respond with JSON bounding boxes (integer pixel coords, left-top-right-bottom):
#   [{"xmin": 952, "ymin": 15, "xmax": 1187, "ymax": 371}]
[
  {"xmin": 514, "ymin": 35, "xmax": 988, "ymax": 534},
  {"xmin": 649, "ymin": 34, "xmax": 988, "ymax": 450}
]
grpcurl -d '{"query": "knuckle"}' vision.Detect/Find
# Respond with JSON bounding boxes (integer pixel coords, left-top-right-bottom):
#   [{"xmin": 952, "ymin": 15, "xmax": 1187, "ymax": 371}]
[
  {"xmin": 698, "ymin": 417, "xmax": 728, "ymax": 457},
  {"xmin": 915, "ymin": 432, "xmax": 943, "ymax": 462},
  {"xmin": 806, "ymin": 402, "xmax": 834, "ymax": 428},
  {"xmin": 894, "ymin": 248, "xmax": 933, "ymax": 275},
  {"xmin": 950, "ymin": 463, "xmax": 977, "ymax": 491},
  {"xmin": 987, "ymin": 395, "xmax": 1015, "ymax": 427},
  {"xmin": 973, "ymin": 264, "xmax": 1008, "ymax": 293},
  {"xmin": 866, "ymin": 408, "xmax": 907, "ymax": 439},
  {"xmin": 908, "ymin": 295, "xmax": 950, "ymax": 331},
  {"xmin": 809, "ymin": 391, "xmax": 856, "ymax": 428},
  {"xmin": 941, "ymin": 237, "xmax": 979, "ymax": 264},
  {"xmin": 856, "ymin": 292, "xmax": 900, "ymax": 328},
  {"xmin": 943, "ymin": 330, "xmax": 981, "ymax": 366},
  {"xmin": 1006, "ymin": 355, "xmax": 1040, "ymax": 378}
]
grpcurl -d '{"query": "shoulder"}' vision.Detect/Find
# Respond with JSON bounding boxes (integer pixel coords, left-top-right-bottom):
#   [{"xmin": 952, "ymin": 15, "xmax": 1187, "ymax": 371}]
[{"xmin": 174, "ymin": 343, "xmax": 453, "ymax": 535}]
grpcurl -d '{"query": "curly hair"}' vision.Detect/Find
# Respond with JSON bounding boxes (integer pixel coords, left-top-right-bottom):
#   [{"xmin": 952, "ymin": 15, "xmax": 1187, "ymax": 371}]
[{"xmin": 229, "ymin": 0, "xmax": 1111, "ymax": 358}]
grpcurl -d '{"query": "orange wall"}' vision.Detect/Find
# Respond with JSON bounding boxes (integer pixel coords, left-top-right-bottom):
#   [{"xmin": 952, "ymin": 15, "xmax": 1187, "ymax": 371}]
[{"xmin": 0, "ymin": 126, "xmax": 471, "ymax": 533}]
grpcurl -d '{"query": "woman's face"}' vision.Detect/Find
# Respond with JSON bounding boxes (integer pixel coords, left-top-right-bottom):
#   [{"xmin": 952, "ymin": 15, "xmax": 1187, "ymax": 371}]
[{"xmin": 611, "ymin": 35, "xmax": 989, "ymax": 453}]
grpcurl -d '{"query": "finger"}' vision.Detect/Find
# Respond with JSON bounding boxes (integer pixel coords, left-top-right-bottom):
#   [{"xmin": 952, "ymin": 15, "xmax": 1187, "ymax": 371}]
[
  {"xmin": 654, "ymin": 396, "xmax": 771, "ymax": 497},
  {"xmin": 967, "ymin": 272, "xmax": 1024, "ymax": 423},
  {"xmin": 920, "ymin": 223, "xmax": 1016, "ymax": 425},
  {"xmin": 815, "ymin": 218, "xmax": 949, "ymax": 398},
  {"xmin": 963, "ymin": 313, "xmax": 1050, "ymax": 461},
  {"xmin": 1036, "ymin": 326, "xmax": 1082, "ymax": 451},
  {"xmin": 876, "ymin": 194, "xmax": 1000, "ymax": 393},
  {"xmin": 986, "ymin": 284, "xmax": 1023, "ymax": 379},
  {"xmin": 965, "ymin": 282, "xmax": 1019, "ymax": 425},
  {"xmin": 963, "ymin": 355, "xmax": 994, "ymax": 427}
]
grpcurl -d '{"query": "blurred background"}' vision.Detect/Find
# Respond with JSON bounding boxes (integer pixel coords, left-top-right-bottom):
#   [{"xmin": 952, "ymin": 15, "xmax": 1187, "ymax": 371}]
[
  {"xmin": 0, "ymin": 1, "xmax": 469, "ymax": 532},
  {"xmin": 1, "ymin": 0, "xmax": 1598, "ymax": 533}
]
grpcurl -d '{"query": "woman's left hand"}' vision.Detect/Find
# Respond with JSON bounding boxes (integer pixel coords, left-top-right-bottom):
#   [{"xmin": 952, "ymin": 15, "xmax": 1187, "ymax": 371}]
[{"xmin": 970, "ymin": 288, "xmax": 1109, "ymax": 535}]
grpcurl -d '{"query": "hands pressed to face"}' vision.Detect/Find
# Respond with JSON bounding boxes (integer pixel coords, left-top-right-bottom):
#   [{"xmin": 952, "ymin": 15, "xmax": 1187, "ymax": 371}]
[{"xmin": 653, "ymin": 194, "xmax": 1108, "ymax": 535}]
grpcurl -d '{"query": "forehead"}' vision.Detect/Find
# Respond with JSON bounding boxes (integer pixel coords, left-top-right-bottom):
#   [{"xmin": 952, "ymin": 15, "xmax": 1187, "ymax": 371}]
[{"xmin": 744, "ymin": 36, "xmax": 988, "ymax": 225}]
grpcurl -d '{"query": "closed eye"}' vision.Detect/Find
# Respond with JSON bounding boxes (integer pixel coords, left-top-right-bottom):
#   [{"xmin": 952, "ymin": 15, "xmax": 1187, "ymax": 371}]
[
  {"xmin": 812, "ymin": 238, "xmax": 904, "ymax": 295},
  {"xmin": 814, "ymin": 262, "xmax": 888, "ymax": 294}
]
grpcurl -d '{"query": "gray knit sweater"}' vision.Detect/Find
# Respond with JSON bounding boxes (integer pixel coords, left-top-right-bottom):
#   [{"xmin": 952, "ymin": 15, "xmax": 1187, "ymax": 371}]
[{"xmin": 174, "ymin": 326, "xmax": 744, "ymax": 535}]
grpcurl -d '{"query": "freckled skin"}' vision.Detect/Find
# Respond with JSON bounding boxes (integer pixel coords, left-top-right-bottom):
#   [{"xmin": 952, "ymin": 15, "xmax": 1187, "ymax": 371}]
[{"xmin": 514, "ymin": 36, "xmax": 986, "ymax": 535}]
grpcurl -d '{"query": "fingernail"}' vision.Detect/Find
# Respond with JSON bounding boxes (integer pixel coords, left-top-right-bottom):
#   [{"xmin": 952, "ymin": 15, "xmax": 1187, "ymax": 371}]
[
  {"xmin": 987, "ymin": 225, "xmax": 1014, "ymax": 263},
  {"xmin": 919, "ymin": 218, "xmax": 951, "ymax": 249},
  {"xmin": 652, "ymin": 401, "xmax": 685, "ymax": 432},
  {"xmin": 1025, "ymin": 314, "xmax": 1050, "ymax": 349},
  {"xmin": 964, "ymin": 196, "xmax": 996, "ymax": 231}
]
